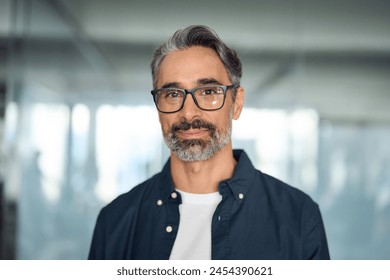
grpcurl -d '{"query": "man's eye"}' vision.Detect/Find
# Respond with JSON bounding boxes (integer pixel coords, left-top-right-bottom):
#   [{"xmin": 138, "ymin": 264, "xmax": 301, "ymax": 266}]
[
  {"xmin": 164, "ymin": 91, "xmax": 181, "ymax": 98},
  {"xmin": 201, "ymin": 88, "xmax": 217, "ymax": 95}
]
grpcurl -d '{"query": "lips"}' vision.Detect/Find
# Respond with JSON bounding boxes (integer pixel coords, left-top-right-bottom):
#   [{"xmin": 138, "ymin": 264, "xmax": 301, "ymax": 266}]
[
  {"xmin": 177, "ymin": 128, "xmax": 209, "ymax": 139},
  {"xmin": 171, "ymin": 119, "xmax": 216, "ymax": 140}
]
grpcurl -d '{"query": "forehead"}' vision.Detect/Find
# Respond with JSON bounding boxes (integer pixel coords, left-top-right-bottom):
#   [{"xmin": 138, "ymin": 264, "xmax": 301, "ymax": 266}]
[{"xmin": 156, "ymin": 46, "xmax": 230, "ymax": 88}]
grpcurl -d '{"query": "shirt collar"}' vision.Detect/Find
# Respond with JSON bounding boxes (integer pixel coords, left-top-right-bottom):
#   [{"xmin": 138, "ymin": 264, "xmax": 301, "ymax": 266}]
[
  {"xmin": 158, "ymin": 158, "xmax": 177, "ymax": 204},
  {"xmin": 158, "ymin": 149, "xmax": 256, "ymax": 204},
  {"xmin": 220, "ymin": 149, "xmax": 257, "ymax": 204}
]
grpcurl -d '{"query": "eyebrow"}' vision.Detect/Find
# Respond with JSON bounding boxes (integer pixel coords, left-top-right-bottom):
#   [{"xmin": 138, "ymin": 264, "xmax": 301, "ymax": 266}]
[
  {"xmin": 161, "ymin": 82, "xmax": 180, "ymax": 89},
  {"xmin": 196, "ymin": 78, "xmax": 223, "ymax": 86},
  {"xmin": 160, "ymin": 78, "xmax": 223, "ymax": 89}
]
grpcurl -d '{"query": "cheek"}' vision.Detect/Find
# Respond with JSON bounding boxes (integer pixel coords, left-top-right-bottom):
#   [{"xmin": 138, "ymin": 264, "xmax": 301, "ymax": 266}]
[
  {"xmin": 220, "ymin": 105, "xmax": 234, "ymax": 123},
  {"xmin": 160, "ymin": 122, "xmax": 169, "ymax": 134},
  {"xmin": 159, "ymin": 114, "xmax": 174, "ymax": 133}
]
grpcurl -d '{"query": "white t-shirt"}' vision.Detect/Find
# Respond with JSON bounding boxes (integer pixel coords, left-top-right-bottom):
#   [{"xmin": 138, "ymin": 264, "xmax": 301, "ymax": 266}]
[{"xmin": 169, "ymin": 189, "xmax": 222, "ymax": 260}]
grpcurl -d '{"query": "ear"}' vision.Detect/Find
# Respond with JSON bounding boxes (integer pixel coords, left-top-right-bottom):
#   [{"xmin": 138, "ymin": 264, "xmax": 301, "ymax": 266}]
[{"xmin": 232, "ymin": 86, "xmax": 245, "ymax": 120}]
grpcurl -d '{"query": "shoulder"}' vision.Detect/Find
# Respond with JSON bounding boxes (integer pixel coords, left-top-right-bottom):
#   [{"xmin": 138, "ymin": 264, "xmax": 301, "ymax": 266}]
[
  {"xmin": 234, "ymin": 149, "xmax": 318, "ymax": 212},
  {"xmin": 253, "ymin": 170, "xmax": 319, "ymax": 216},
  {"xmin": 88, "ymin": 173, "xmax": 162, "ymax": 259},
  {"xmin": 261, "ymin": 171, "xmax": 313, "ymax": 203},
  {"xmin": 98, "ymin": 172, "xmax": 161, "ymax": 221},
  {"xmin": 255, "ymin": 171, "xmax": 329, "ymax": 259}
]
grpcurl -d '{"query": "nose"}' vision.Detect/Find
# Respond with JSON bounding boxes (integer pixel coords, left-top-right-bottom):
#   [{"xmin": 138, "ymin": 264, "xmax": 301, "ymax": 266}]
[{"xmin": 179, "ymin": 93, "xmax": 201, "ymax": 119}]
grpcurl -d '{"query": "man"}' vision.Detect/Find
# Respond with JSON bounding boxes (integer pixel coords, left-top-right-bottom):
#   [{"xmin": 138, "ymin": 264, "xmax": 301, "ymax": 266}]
[{"xmin": 88, "ymin": 25, "xmax": 330, "ymax": 260}]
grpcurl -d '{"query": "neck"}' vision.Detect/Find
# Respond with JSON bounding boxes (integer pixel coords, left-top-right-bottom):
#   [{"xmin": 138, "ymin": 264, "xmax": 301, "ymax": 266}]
[{"xmin": 170, "ymin": 144, "xmax": 236, "ymax": 194}]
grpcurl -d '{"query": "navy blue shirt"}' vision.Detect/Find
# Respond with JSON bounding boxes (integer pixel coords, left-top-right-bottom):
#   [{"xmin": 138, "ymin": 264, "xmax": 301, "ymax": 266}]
[{"xmin": 88, "ymin": 150, "xmax": 330, "ymax": 259}]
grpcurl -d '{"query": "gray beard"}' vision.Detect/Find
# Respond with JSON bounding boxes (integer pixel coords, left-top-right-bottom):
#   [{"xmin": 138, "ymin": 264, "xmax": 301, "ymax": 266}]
[{"xmin": 163, "ymin": 117, "xmax": 232, "ymax": 162}]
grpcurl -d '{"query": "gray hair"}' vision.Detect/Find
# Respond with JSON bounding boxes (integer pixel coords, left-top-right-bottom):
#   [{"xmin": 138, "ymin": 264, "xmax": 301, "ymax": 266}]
[{"xmin": 150, "ymin": 25, "xmax": 242, "ymax": 97}]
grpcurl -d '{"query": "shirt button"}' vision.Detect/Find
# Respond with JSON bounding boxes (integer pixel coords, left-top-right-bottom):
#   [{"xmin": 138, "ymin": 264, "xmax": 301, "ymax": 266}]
[
  {"xmin": 238, "ymin": 193, "xmax": 244, "ymax": 199},
  {"xmin": 171, "ymin": 192, "xmax": 177, "ymax": 199},
  {"xmin": 166, "ymin": 226, "xmax": 173, "ymax": 233},
  {"xmin": 157, "ymin": 200, "xmax": 163, "ymax": 206}
]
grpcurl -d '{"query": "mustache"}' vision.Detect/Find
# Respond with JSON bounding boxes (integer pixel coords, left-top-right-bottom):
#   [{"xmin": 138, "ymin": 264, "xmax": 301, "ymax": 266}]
[{"xmin": 171, "ymin": 118, "xmax": 216, "ymax": 134}]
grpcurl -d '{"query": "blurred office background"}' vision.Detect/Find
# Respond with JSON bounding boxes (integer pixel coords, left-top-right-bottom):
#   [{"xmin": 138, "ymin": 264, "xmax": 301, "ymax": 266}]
[{"xmin": 0, "ymin": 0, "xmax": 390, "ymax": 259}]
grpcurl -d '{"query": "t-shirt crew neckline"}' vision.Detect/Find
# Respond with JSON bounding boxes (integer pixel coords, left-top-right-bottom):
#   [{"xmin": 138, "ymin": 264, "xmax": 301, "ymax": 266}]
[{"xmin": 175, "ymin": 189, "xmax": 221, "ymax": 204}]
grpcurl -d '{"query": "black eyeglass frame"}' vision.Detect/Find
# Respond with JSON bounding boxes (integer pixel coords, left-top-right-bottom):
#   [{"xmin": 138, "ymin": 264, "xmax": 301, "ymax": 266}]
[{"xmin": 151, "ymin": 84, "xmax": 239, "ymax": 114}]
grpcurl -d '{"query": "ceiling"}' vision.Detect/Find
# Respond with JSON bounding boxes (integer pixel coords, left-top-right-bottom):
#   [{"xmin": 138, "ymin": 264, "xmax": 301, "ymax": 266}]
[{"xmin": 1, "ymin": 0, "xmax": 390, "ymax": 123}]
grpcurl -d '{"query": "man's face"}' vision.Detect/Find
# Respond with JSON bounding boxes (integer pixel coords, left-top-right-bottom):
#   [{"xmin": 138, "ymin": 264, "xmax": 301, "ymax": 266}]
[{"xmin": 155, "ymin": 46, "xmax": 244, "ymax": 162}]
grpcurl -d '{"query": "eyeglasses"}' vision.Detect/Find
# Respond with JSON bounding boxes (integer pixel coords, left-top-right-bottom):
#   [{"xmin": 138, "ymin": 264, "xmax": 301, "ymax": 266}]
[{"xmin": 151, "ymin": 84, "xmax": 238, "ymax": 113}]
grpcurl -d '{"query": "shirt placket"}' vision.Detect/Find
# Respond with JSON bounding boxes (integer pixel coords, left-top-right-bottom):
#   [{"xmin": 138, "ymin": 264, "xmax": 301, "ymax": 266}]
[{"xmin": 159, "ymin": 190, "xmax": 181, "ymax": 259}]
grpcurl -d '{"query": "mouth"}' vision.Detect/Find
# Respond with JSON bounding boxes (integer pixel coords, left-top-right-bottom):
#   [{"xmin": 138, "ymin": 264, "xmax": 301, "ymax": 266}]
[
  {"xmin": 170, "ymin": 118, "xmax": 216, "ymax": 141},
  {"xmin": 177, "ymin": 128, "xmax": 210, "ymax": 139}
]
